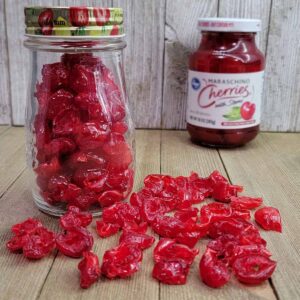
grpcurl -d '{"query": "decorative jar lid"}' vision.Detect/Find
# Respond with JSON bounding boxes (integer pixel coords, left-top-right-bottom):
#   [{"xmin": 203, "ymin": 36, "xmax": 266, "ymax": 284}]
[{"xmin": 24, "ymin": 6, "xmax": 124, "ymax": 38}]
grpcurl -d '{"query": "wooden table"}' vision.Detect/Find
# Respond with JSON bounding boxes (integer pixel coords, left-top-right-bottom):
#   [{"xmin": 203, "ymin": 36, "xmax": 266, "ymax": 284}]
[{"xmin": 0, "ymin": 126, "xmax": 299, "ymax": 300}]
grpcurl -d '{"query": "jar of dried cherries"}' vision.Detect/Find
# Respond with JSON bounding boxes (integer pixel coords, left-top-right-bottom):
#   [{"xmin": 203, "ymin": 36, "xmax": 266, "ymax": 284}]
[
  {"xmin": 24, "ymin": 6, "xmax": 134, "ymax": 216},
  {"xmin": 186, "ymin": 18, "xmax": 265, "ymax": 147}
]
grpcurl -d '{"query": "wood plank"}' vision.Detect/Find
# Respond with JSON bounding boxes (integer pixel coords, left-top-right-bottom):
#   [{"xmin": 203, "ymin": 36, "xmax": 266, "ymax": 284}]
[
  {"xmin": 262, "ymin": 0, "xmax": 300, "ymax": 131},
  {"xmin": 0, "ymin": 169, "xmax": 60, "ymax": 300},
  {"xmin": 218, "ymin": 0, "xmax": 272, "ymax": 54},
  {"xmin": 5, "ymin": 0, "xmax": 60, "ymax": 125},
  {"xmin": 38, "ymin": 130, "xmax": 161, "ymax": 300},
  {"xmin": 0, "ymin": 0, "xmax": 11, "ymax": 124},
  {"xmin": 162, "ymin": 0, "xmax": 218, "ymax": 129},
  {"xmin": 112, "ymin": 0, "xmax": 165, "ymax": 128},
  {"xmin": 0, "ymin": 125, "xmax": 9, "ymax": 135},
  {"xmin": 160, "ymin": 130, "xmax": 276, "ymax": 300},
  {"xmin": 0, "ymin": 127, "xmax": 27, "ymax": 196},
  {"xmin": 219, "ymin": 132, "xmax": 300, "ymax": 300}
]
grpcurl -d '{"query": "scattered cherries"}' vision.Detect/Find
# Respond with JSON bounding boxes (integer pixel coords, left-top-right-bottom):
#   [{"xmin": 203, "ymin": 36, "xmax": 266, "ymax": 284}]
[
  {"xmin": 33, "ymin": 53, "xmax": 134, "ymax": 212},
  {"xmin": 6, "ymin": 170, "xmax": 282, "ymax": 290}
]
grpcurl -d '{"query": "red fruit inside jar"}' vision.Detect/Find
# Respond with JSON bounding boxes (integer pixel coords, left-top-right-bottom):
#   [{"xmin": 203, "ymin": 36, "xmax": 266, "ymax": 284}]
[
  {"xmin": 240, "ymin": 102, "xmax": 256, "ymax": 120},
  {"xmin": 69, "ymin": 7, "xmax": 89, "ymax": 27},
  {"xmin": 32, "ymin": 53, "xmax": 134, "ymax": 213}
]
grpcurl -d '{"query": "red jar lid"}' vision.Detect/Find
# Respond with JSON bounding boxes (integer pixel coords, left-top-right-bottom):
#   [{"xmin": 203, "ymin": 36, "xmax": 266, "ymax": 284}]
[
  {"xmin": 198, "ymin": 18, "xmax": 261, "ymax": 32},
  {"xmin": 24, "ymin": 6, "xmax": 124, "ymax": 38}
]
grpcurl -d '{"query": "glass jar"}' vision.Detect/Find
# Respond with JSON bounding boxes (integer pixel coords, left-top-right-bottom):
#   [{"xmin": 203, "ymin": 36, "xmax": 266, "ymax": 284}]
[
  {"xmin": 186, "ymin": 18, "xmax": 265, "ymax": 147},
  {"xmin": 24, "ymin": 6, "xmax": 134, "ymax": 216}
]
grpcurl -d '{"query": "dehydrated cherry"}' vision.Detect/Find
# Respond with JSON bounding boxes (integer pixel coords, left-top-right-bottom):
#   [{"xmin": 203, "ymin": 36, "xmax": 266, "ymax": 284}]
[
  {"xmin": 47, "ymin": 89, "xmax": 74, "ymax": 120},
  {"xmin": 199, "ymin": 248, "xmax": 230, "ymax": 288},
  {"xmin": 200, "ymin": 202, "xmax": 232, "ymax": 224},
  {"xmin": 101, "ymin": 243, "xmax": 143, "ymax": 279},
  {"xmin": 153, "ymin": 239, "xmax": 199, "ymax": 265},
  {"xmin": 69, "ymin": 64, "xmax": 96, "ymax": 93},
  {"xmin": 53, "ymin": 108, "xmax": 81, "ymax": 137},
  {"xmin": 208, "ymin": 218, "xmax": 258, "ymax": 239},
  {"xmin": 60, "ymin": 206, "xmax": 92, "ymax": 230},
  {"xmin": 78, "ymin": 251, "xmax": 101, "ymax": 289},
  {"xmin": 175, "ymin": 208, "xmax": 198, "ymax": 223},
  {"xmin": 44, "ymin": 137, "xmax": 76, "ymax": 158},
  {"xmin": 119, "ymin": 230, "xmax": 155, "ymax": 250},
  {"xmin": 96, "ymin": 220, "xmax": 120, "ymax": 238},
  {"xmin": 35, "ymin": 157, "xmax": 61, "ymax": 179},
  {"xmin": 41, "ymin": 62, "xmax": 69, "ymax": 91},
  {"xmin": 152, "ymin": 215, "xmax": 185, "ymax": 238},
  {"xmin": 11, "ymin": 218, "xmax": 43, "ymax": 236},
  {"xmin": 56, "ymin": 226, "xmax": 93, "ymax": 258},
  {"xmin": 98, "ymin": 190, "xmax": 124, "ymax": 207},
  {"xmin": 152, "ymin": 260, "xmax": 190, "ymax": 285},
  {"xmin": 76, "ymin": 122, "xmax": 110, "ymax": 150},
  {"xmin": 122, "ymin": 221, "xmax": 148, "ymax": 234},
  {"xmin": 230, "ymin": 196, "xmax": 263, "ymax": 210},
  {"xmin": 140, "ymin": 197, "xmax": 166, "ymax": 224},
  {"xmin": 254, "ymin": 207, "xmax": 282, "ymax": 232},
  {"xmin": 232, "ymin": 255, "xmax": 277, "ymax": 284},
  {"xmin": 22, "ymin": 227, "xmax": 56, "ymax": 259}
]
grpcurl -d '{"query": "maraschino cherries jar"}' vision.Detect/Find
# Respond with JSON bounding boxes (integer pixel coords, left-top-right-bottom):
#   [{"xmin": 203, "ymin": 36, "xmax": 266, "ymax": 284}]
[
  {"xmin": 24, "ymin": 6, "xmax": 134, "ymax": 216},
  {"xmin": 186, "ymin": 18, "xmax": 265, "ymax": 147}
]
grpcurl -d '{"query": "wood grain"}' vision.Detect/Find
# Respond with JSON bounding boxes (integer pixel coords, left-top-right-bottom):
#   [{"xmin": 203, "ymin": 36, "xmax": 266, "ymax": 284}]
[
  {"xmin": 38, "ymin": 130, "xmax": 161, "ymax": 300},
  {"xmin": 162, "ymin": 0, "xmax": 218, "ymax": 129},
  {"xmin": 0, "ymin": 1, "xmax": 11, "ymax": 124},
  {"xmin": 218, "ymin": 0, "xmax": 272, "ymax": 54},
  {"xmin": 0, "ymin": 127, "xmax": 26, "ymax": 196},
  {"xmin": 0, "ymin": 125, "xmax": 9, "ymax": 135},
  {"xmin": 160, "ymin": 130, "xmax": 276, "ymax": 300},
  {"xmin": 219, "ymin": 132, "xmax": 300, "ymax": 300},
  {"xmin": 112, "ymin": 0, "xmax": 165, "ymax": 128},
  {"xmin": 262, "ymin": 0, "xmax": 300, "ymax": 131}
]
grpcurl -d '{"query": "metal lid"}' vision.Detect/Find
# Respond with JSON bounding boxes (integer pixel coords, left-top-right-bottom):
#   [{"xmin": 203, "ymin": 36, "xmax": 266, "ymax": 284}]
[
  {"xmin": 198, "ymin": 18, "xmax": 261, "ymax": 32},
  {"xmin": 24, "ymin": 6, "xmax": 124, "ymax": 38}
]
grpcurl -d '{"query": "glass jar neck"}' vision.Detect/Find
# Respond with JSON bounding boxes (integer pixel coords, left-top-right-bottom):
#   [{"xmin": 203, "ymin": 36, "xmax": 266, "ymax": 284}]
[
  {"xmin": 24, "ymin": 36, "xmax": 126, "ymax": 52},
  {"xmin": 199, "ymin": 31, "xmax": 257, "ymax": 50}
]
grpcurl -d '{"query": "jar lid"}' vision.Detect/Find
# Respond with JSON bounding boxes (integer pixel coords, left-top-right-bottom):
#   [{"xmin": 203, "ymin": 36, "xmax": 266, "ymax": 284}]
[
  {"xmin": 24, "ymin": 6, "xmax": 124, "ymax": 38},
  {"xmin": 198, "ymin": 18, "xmax": 261, "ymax": 32}
]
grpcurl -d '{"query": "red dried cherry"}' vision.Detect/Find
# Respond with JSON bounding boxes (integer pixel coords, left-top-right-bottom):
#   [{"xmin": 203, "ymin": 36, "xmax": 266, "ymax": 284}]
[
  {"xmin": 199, "ymin": 248, "xmax": 230, "ymax": 288},
  {"xmin": 153, "ymin": 238, "xmax": 198, "ymax": 265},
  {"xmin": 47, "ymin": 89, "xmax": 73, "ymax": 120},
  {"xmin": 56, "ymin": 227, "xmax": 93, "ymax": 258},
  {"xmin": 200, "ymin": 202, "xmax": 232, "ymax": 224},
  {"xmin": 41, "ymin": 62, "xmax": 69, "ymax": 91},
  {"xmin": 232, "ymin": 255, "xmax": 277, "ymax": 284},
  {"xmin": 254, "ymin": 206, "xmax": 282, "ymax": 232},
  {"xmin": 208, "ymin": 218, "xmax": 258, "ymax": 239},
  {"xmin": 119, "ymin": 230, "xmax": 155, "ymax": 250},
  {"xmin": 96, "ymin": 221, "xmax": 120, "ymax": 238},
  {"xmin": 44, "ymin": 137, "xmax": 76, "ymax": 158},
  {"xmin": 76, "ymin": 122, "xmax": 110, "ymax": 150},
  {"xmin": 22, "ymin": 227, "xmax": 56, "ymax": 259},
  {"xmin": 101, "ymin": 243, "xmax": 143, "ymax": 279},
  {"xmin": 140, "ymin": 197, "xmax": 166, "ymax": 224},
  {"xmin": 78, "ymin": 251, "xmax": 101, "ymax": 289},
  {"xmin": 230, "ymin": 196, "xmax": 263, "ymax": 210},
  {"xmin": 152, "ymin": 260, "xmax": 190, "ymax": 285},
  {"xmin": 69, "ymin": 64, "xmax": 96, "ymax": 93},
  {"xmin": 53, "ymin": 108, "xmax": 81, "ymax": 137},
  {"xmin": 98, "ymin": 190, "xmax": 124, "ymax": 207},
  {"xmin": 60, "ymin": 206, "xmax": 92, "ymax": 230},
  {"xmin": 11, "ymin": 218, "xmax": 43, "ymax": 236}
]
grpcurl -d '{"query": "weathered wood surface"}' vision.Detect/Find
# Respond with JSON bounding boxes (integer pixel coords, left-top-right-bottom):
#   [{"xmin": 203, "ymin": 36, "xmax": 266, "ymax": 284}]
[
  {"xmin": 1, "ymin": 0, "xmax": 300, "ymax": 131},
  {"xmin": 1, "ymin": 126, "xmax": 300, "ymax": 299},
  {"xmin": 0, "ymin": 0, "xmax": 11, "ymax": 124}
]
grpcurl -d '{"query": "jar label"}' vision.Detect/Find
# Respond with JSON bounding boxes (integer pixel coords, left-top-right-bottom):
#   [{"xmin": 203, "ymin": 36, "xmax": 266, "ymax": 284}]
[{"xmin": 186, "ymin": 70, "xmax": 264, "ymax": 129}]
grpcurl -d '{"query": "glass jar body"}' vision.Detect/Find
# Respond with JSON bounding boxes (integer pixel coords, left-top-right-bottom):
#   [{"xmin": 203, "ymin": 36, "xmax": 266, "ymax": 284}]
[
  {"xmin": 24, "ymin": 38, "xmax": 134, "ymax": 216},
  {"xmin": 187, "ymin": 32, "xmax": 265, "ymax": 147}
]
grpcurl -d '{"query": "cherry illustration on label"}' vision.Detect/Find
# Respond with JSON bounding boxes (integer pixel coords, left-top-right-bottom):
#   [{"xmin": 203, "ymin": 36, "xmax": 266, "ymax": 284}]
[{"xmin": 240, "ymin": 102, "xmax": 256, "ymax": 120}]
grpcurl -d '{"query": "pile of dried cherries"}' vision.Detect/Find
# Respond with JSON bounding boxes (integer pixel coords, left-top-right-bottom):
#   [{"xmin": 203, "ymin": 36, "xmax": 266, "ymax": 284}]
[{"xmin": 6, "ymin": 170, "xmax": 282, "ymax": 289}]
